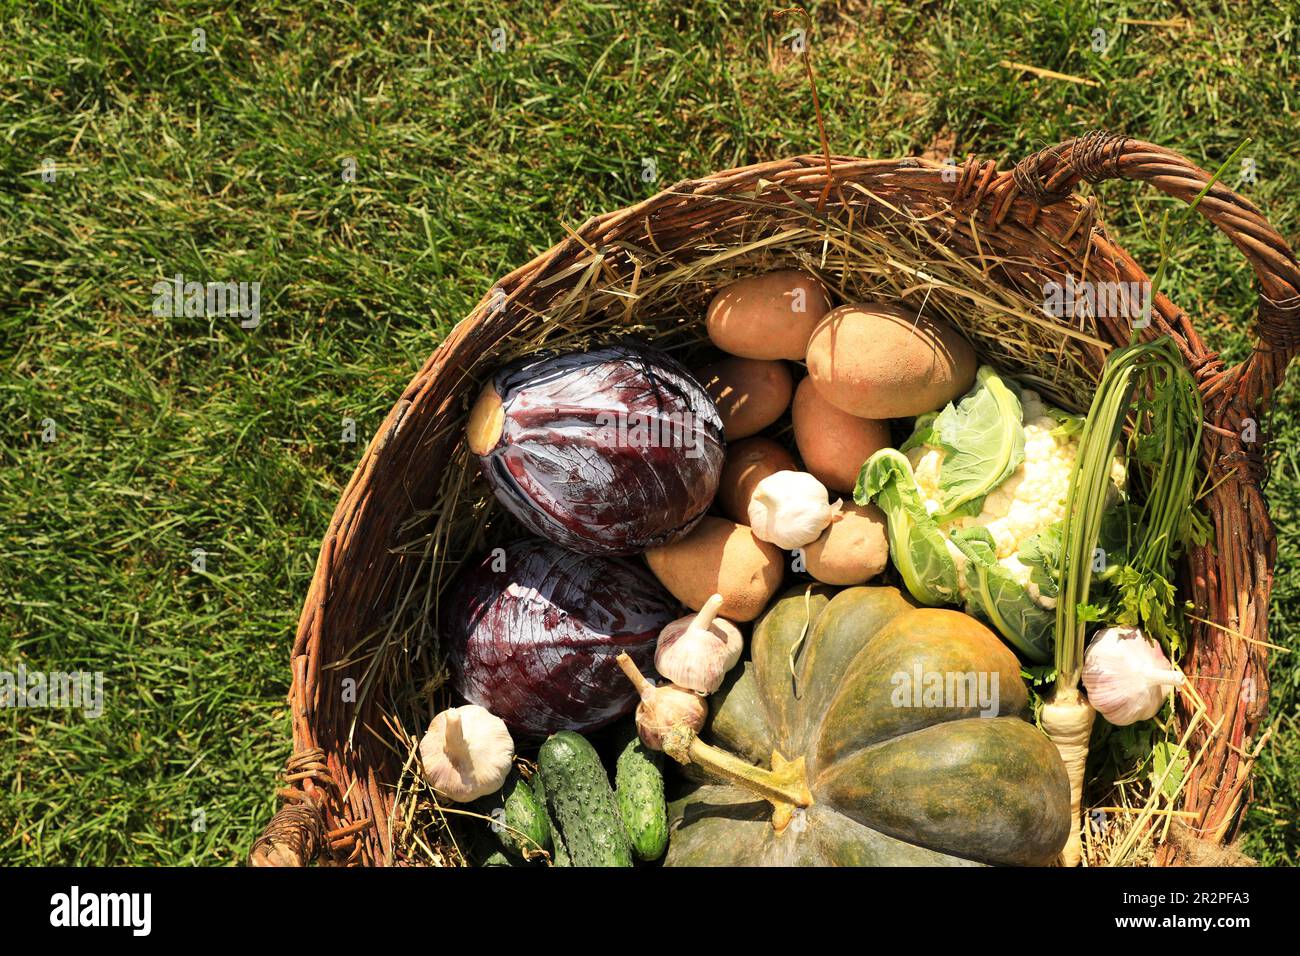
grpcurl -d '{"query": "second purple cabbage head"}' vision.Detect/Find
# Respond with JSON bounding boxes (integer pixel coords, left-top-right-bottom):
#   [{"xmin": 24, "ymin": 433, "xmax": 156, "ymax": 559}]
[{"xmin": 446, "ymin": 537, "xmax": 681, "ymax": 742}]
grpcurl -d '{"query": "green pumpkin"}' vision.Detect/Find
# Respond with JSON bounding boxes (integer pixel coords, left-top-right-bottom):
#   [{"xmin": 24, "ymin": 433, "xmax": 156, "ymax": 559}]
[{"xmin": 664, "ymin": 585, "xmax": 1070, "ymax": 866}]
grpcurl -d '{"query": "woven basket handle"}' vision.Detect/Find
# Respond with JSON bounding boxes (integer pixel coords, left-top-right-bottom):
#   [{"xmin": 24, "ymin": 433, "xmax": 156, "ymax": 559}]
[
  {"xmin": 1006, "ymin": 131, "xmax": 1300, "ymax": 378},
  {"xmin": 248, "ymin": 800, "xmax": 324, "ymax": 867},
  {"xmin": 247, "ymin": 748, "xmax": 336, "ymax": 866}
]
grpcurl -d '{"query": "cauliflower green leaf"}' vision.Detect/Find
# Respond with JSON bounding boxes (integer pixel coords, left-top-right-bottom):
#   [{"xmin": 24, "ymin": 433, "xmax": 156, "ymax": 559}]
[
  {"xmin": 856, "ymin": 449, "xmax": 959, "ymax": 607},
  {"xmin": 1017, "ymin": 522, "xmax": 1063, "ymax": 601},
  {"xmin": 1046, "ymin": 408, "xmax": 1085, "ymax": 440},
  {"xmin": 949, "ymin": 527, "xmax": 1054, "ymax": 663},
  {"xmin": 899, "ymin": 411, "xmax": 938, "ymax": 453},
  {"xmin": 919, "ymin": 365, "xmax": 1026, "ymax": 522}
]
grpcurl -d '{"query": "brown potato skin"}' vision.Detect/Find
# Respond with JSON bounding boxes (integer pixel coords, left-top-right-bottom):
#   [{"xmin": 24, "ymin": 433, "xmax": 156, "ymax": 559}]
[
  {"xmin": 806, "ymin": 303, "xmax": 977, "ymax": 419},
  {"xmin": 707, "ymin": 269, "xmax": 832, "ymax": 360},
  {"xmin": 716, "ymin": 437, "xmax": 799, "ymax": 524},
  {"xmin": 697, "ymin": 358, "xmax": 793, "ymax": 440},
  {"xmin": 801, "ymin": 502, "xmax": 889, "ymax": 586},
  {"xmin": 645, "ymin": 517, "xmax": 784, "ymax": 622},
  {"xmin": 791, "ymin": 377, "xmax": 891, "ymax": 493}
]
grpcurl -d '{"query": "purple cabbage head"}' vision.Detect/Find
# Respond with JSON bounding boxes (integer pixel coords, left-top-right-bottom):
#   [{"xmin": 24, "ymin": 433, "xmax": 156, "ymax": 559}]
[
  {"xmin": 446, "ymin": 538, "xmax": 681, "ymax": 742},
  {"xmin": 471, "ymin": 343, "xmax": 725, "ymax": 555}
]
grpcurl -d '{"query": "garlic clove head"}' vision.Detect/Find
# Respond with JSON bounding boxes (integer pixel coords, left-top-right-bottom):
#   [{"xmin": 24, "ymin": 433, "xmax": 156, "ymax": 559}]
[
  {"xmin": 1082, "ymin": 625, "xmax": 1185, "ymax": 727},
  {"xmin": 616, "ymin": 652, "xmax": 708, "ymax": 750},
  {"xmin": 748, "ymin": 470, "xmax": 839, "ymax": 550},
  {"xmin": 635, "ymin": 684, "xmax": 708, "ymax": 751},
  {"xmin": 654, "ymin": 593, "xmax": 745, "ymax": 694},
  {"xmin": 418, "ymin": 704, "xmax": 515, "ymax": 802}
]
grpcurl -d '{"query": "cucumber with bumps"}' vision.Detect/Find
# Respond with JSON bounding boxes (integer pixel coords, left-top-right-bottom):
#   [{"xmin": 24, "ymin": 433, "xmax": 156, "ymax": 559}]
[
  {"xmin": 537, "ymin": 731, "xmax": 632, "ymax": 867},
  {"xmin": 479, "ymin": 847, "xmax": 522, "ymax": 867},
  {"xmin": 474, "ymin": 767, "xmax": 550, "ymax": 861},
  {"xmin": 530, "ymin": 767, "xmax": 570, "ymax": 867},
  {"xmin": 614, "ymin": 726, "xmax": 668, "ymax": 861}
]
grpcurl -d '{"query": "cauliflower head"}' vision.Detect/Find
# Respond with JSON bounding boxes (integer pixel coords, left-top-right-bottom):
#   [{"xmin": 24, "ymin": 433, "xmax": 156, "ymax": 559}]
[{"xmin": 905, "ymin": 389, "xmax": 1124, "ymax": 610}]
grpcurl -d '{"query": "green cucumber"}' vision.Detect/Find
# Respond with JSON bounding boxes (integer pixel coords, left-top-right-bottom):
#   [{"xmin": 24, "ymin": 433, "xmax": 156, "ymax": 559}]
[
  {"xmin": 614, "ymin": 727, "xmax": 668, "ymax": 861},
  {"xmin": 537, "ymin": 731, "xmax": 632, "ymax": 867},
  {"xmin": 550, "ymin": 830, "xmax": 572, "ymax": 867},
  {"xmin": 466, "ymin": 823, "xmax": 525, "ymax": 867},
  {"xmin": 529, "ymin": 768, "xmax": 570, "ymax": 867},
  {"xmin": 479, "ymin": 847, "xmax": 522, "ymax": 867},
  {"xmin": 474, "ymin": 767, "xmax": 551, "ymax": 861}
]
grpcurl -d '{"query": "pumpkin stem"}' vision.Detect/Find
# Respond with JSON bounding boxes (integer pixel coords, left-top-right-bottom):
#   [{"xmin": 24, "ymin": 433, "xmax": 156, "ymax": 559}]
[{"xmin": 661, "ymin": 725, "xmax": 813, "ymax": 830}]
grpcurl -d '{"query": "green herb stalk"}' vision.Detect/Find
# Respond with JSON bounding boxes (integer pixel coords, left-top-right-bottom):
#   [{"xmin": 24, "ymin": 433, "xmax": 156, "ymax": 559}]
[{"xmin": 1047, "ymin": 337, "xmax": 1203, "ymax": 866}]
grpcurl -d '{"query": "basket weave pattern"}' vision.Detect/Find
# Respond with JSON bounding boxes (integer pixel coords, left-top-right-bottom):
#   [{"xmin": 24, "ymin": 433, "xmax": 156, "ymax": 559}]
[{"xmin": 250, "ymin": 133, "xmax": 1299, "ymax": 867}]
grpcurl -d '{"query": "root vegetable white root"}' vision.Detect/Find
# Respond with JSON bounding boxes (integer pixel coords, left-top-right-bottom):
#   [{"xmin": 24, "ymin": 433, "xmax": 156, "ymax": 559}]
[{"xmin": 1041, "ymin": 688, "xmax": 1096, "ymax": 867}]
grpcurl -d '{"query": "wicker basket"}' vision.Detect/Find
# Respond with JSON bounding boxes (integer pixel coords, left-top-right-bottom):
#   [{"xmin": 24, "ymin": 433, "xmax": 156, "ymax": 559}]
[{"xmin": 249, "ymin": 132, "xmax": 1299, "ymax": 867}]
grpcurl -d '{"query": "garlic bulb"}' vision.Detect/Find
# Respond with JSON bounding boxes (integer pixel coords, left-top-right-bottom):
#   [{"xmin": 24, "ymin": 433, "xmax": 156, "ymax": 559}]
[
  {"xmin": 418, "ymin": 704, "xmax": 515, "ymax": 802},
  {"xmin": 748, "ymin": 470, "xmax": 842, "ymax": 549},
  {"xmin": 1081, "ymin": 626, "xmax": 1184, "ymax": 726},
  {"xmin": 655, "ymin": 593, "xmax": 744, "ymax": 694},
  {"xmin": 616, "ymin": 652, "xmax": 707, "ymax": 751}
]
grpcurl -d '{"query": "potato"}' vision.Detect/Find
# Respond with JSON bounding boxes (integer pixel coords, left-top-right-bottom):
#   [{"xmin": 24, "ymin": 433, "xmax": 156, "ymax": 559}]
[
  {"xmin": 716, "ymin": 437, "xmax": 799, "ymax": 524},
  {"xmin": 801, "ymin": 501, "xmax": 889, "ymax": 586},
  {"xmin": 645, "ymin": 517, "xmax": 784, "ymax": 622},
  {"xmin": 707, "ymin": 269, "xmax": 832, "ymax": 360},
  {"xmin": 791, "ymin": 377, "xmax": 890, "ymax": 493},
  {"xmin": 806, "ymin": 303, "xmax": 977, "ymax": 419},
  {"xmin": 697, "ymin": 357, "xmax": 793, "ymax": 440}
]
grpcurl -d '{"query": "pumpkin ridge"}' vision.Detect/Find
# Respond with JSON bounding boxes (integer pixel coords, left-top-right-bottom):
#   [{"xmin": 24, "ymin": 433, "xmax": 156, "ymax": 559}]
[
  {"xmin": 750, "ymin": 585, "xmax": 836, "ymax": 753},
  {"xmin": 795, "ymin": 594, "xmax": 912, "ymax": 703},
  {"xmin": 787, "ymin": 586, "xmax": 915, "ymax": 752},
  {"xmin": 816, "ymin": 717, "xmax": 1070, "ymax": 866},
  {"xmin": 843, "ymin": 824, "xmax": 996, "ymax": 867},
  {"xmin": 811, "ymin": 709, "xmax": 1036, "ymax": 780},
  {"xmin": 811, "ymin": 604, "xmax": 1028, "ymax": 770},
  {"xmin": 807, "ymin": 711, "xmax": 1032, "ymax": 789}
]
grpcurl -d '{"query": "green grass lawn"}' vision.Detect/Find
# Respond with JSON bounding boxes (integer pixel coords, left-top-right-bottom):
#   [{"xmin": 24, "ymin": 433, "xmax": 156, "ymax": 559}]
[{"xmin": 2, "ymin": 0, "xmax": 1296, "ymax": 865}]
